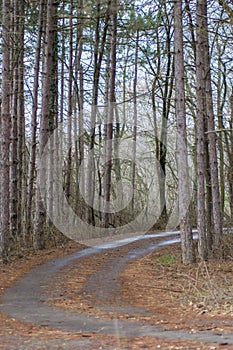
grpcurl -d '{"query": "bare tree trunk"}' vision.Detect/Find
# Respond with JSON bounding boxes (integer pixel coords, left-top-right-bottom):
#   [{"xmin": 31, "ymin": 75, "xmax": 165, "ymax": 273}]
[
  {"xmin": 1, "ymin": 0, "xmax": 11, "ymax": 262},
  {"xmin": 102, "ymin": 0, "xmax": 117, "ymax": 228},
  {"xmin": 48, "ymin": 7, "xmax": 58, "ymax": 223},
  {"xmin": 34, "ymin": 0, "xmax": 57, "ymax": 249},
  {"xmin": 65, "ymin": 1, "xmax": 74, "ymax": 202},
  {"xmin": 56, "ymin": 1, "xmax": 66, "ymax": 220},
  {"xmin": 174, "ymin": 0, "xmax": 195, "ymax": 264},
  {"xmin": 101, "ymin": 27, "xmax": 111, "ymax": 224},
  {"xmin": 86, "ymin": 0, "xmax": 111, "ymax": 225},
  {"xmin": 200, "ymin": 0, "xmax": 223, "ymax": 257},
  {"xmin": 10, "ymin": 0, "xmax": 19, "ymax": 240},
  {"xmin": 157, "ymin": 22, "xmax": 174, "ymax": 228},
  {"xmin": 86, "ymin": 0, "xmax": 101, "ymax": 225},
  {"xmin": 216, "ymin": 42, "xmax": 227, "ymax": 217},
  {"xmin": 131, "ymin": 29, "xmax": 139, "ymax": 214},
  {"xmin": 27, "ymin": 0, "xmax": 45, "ymax": 240},
  {"xmin": 196, "ymin": 0, "xmax": 208, "ymax": 260},
  {"xmin": 17, "ymin": 0, "xmax": 25, "ymax": 240},
  {"xmin": 204, "ymin": 139, "xmax": 213, "ymax": 251},
  {"xmin": 75, "ymin": 0, "xmax": 85, "ymax": 218}
]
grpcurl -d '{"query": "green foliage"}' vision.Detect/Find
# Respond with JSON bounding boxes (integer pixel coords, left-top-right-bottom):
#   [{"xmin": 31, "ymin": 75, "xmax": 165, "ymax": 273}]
[{"xmin": 156, "ymin": 253, "xmax": 177, "ymax": 266}]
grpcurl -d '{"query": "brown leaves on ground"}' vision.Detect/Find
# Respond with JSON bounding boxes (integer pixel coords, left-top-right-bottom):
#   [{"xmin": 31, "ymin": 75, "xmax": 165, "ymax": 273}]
[
  {"xmin": 0, "ymin": 239, "xmax": 232, "ymax": 349},
  {"xmin": 120, "ymin": 244, "xmax": 233, "ymax": 333},
  {"xmin": 0, "ymin": 241, "xmax": 86, "ymax": 348},
  {"xmin": 46, "ymin": 241, "xmax": 232, "ymax": 349}
]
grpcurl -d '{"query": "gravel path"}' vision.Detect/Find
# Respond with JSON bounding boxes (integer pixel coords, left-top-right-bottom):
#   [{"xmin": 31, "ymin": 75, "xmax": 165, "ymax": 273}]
[{"xmin": 1, "ymin": 231, "xmax": 233, "ymax": 347}]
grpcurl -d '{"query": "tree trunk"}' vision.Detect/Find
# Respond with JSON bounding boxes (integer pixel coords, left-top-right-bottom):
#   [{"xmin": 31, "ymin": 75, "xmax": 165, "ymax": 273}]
[
  {"xmin": 65, "ymin": 1, "xmax": 74, "ymax": 202},
  {"xmin": 102, "ymin": 0, "xmax": 117, "ymax": 228},
  {"xmin": 1, "ymin": 0, "xmax": 11, "ymax": 262},
  {"xmin": 131, "ymin": 29, "xmax": 139, "ymax": 214},
  {"xmin": 86, "ymin": 0, "xmax": 111, "ymax": 225},
  {"xmin": 27, "ymin": 0, "xmax": 45, "ymax": 240},
  {"xmin": 10, "ymin": 0, "xmax": 19, "ymax": 240},
  {"xmin": 34, "ymin": 0, "xmax": 57, "ymax": 249},
  {"xmin": 196, "ymin": 0, "xmax": 208, "ymax": 260},
  {"xmin": 197, "ymin": 0, "xmax": 223, "ymax": 257},
  {"xmin": 174, "ymin": 0, "xmax": 195, "ymax": 264},
  {"xmin": 48, "ymin": 6, "xmax": 58, "ymax": 223},
  {"xmin": 17, "ymin": 0, "xmax": 25, "ymax": 240},
  {"xmin": 75, "ymin": 0, "xmax": 85, "ymax": 218},
  {"xmin": 158, "ymin": 23, "xmax": 174, "ymax": 228}
]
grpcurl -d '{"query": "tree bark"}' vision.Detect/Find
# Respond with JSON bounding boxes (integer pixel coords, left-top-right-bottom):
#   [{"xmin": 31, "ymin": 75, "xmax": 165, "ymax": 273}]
[
  {"xmin": 34, "ymin": 0, "xmax": 57, "ymax": 249},
  {"xmin": 102, "ymin": 0, "xmax": 117, "ymax": 228},
  {"xmin": 197, "ymin": 0, "xmax": 223, "ymax": 258},
  {"xmin": 17, "ymin": 0, "xmax": 26, "ymax": 240},
  {"xmin": 27, "ymin": 0, "xmax": 45, "ymax": 240},
  {"xmin": 65, "ymin": 1, "xmax": 74, "ymax": 202},
  {"xmin": 196, "ymin": 0, "xmax": 208, "ymax": 260},
  {"xmin": 174, "ymin": 0, "xmax": 195, "ymax": 264},
  {"xmin": 131, "ymin": 29, "xmax": 139, "ymax": 214},
  {"xmin": 10, "ymin": 0, "xmax": 19, "ymax": 240},
  {"xmin": 86, "ymin": 0, "xmax": 111, "ymax": 225},
  {"xmin": 1, "ymin": 0, "xmax": 11, "ymax": 262}
]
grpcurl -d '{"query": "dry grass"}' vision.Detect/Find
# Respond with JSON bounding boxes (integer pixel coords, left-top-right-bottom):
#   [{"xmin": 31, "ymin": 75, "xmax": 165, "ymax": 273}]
[
  {"xmin": 119, "ymin": 237, "xmax": 233, "ymax": 331},
  {"xmin": 178, "ymin": 260, "xmax": 233, "ymax": 314}
]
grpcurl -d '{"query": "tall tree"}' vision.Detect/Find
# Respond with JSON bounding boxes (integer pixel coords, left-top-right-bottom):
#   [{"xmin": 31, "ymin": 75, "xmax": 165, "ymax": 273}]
[
  {"xmin": 75, "ymin": 0, "xmax": 85, "ymax": 217},
  {"xmin": 10, "ymin": 0, "xmax": 25, "ymax": 243},
  {"xmin": 158, "ymin": 12, "xmax": 174, "ymax": 228},
  {"xmin": 65, "ymin": 0, "xmax": 74, "ymax": 202},
  {"xmin": 102, "ymin": 0, "xmax": 118, "ymax": 228},
  {"xmin": 174, "ymin": 0, "xmax": 195, "ymax": 264},
  {"xmin": 196, "ymin": 0, "xmax": 223, "ymax": 258},
  {"xmin": 27, "ymin": 0, "xmax": 45, "ymax": 240},
  {"xmin": 16, "ymin": 0, "xmax": 26, "ymax": 239},
  {"xmin": 1, "ymin": 0, "xmax": 11, "ymax": 262},
  {"xmin": 33, "ymin": 0, "xmax": 58, "ymax": 249},
  {"xmin": 86, "ymin": 0, "xmax": 111, "ymax": 225},
  {"xmin": 131, "ymin": 28, "xmax": 139, "ymax": 214},
  {"xmin": 202, "ymin": 1, "xmax": 223, "ymax": 257},
  {"xmin": 196, "ymin": 0, "xmax": 208, "ymax": 260},
  {"xmin": 10, "ymin": 0, "xmax": 20, "ymax": 240}
]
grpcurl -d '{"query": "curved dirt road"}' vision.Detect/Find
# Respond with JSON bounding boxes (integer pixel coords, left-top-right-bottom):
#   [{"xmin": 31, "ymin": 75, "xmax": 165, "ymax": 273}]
[{"xmin": 1, "ymin": 231, "xmax": 233, "ymax": 349}]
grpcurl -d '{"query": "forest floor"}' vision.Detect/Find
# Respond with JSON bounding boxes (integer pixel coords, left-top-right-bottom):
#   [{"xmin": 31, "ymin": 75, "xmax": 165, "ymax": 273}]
[{"xmin": 0, "ymin": 234, "xmax": 233, "ymax": 349}]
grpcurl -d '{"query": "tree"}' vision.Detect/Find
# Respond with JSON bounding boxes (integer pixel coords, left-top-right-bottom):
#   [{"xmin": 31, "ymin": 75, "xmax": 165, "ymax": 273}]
[
  {"xmin": 10, "ymin": 0, "xmax": 20, "ymax": 240},
  {"xmin": 1, "ymin": 0, "xmax": 11, "ymax": 262},
  {"xmin": 174, "ymin": 0, "xmax": 195, "ymax": 264},
  {"xmin": 196, "ymin": 0, "xmax": 208, "ymax": 260},
  {"xmin": 34, "ymin": 0, "xmax": 58, "ymax": 249},
  {"xmin": 65, "ymin": 0, "xmax": 74, "ymax": 202},
  {"xmin": 131, "ymin": 29, "xmax": 139, "ymax": 214},
  {"xmin": 16, "ymin": 0, "xmax": 26, "ymax": 239},
  {"xmin": 202, "ymin": 3, "xmax": 223, "ymax": 257},
  {"xmin": 27, "ymin": 0, "xmax": 46, "ymax": 240},
  {"xmin": 102, "ymin": 0, "xmax": 118, "ymax": 228},
  {"xmin": 196, "ymin": 0, "xmax": 223, "ymax": 258},
  {"xmin": 86, "ymin": 0, "xmax": 111, "ymax": 225}
]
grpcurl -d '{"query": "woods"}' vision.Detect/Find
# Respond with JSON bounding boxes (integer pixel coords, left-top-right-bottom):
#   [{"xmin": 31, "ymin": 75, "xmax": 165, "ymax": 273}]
[{"xmin": 0, "ymin": 0, "xmax": 233, "ymax": 263}]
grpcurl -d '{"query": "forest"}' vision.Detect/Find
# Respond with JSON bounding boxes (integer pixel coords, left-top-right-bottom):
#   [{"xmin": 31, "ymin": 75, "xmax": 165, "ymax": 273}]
[{"xmin": 0, "ymin": 0, "xmax": 233, "ymax": 264}]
